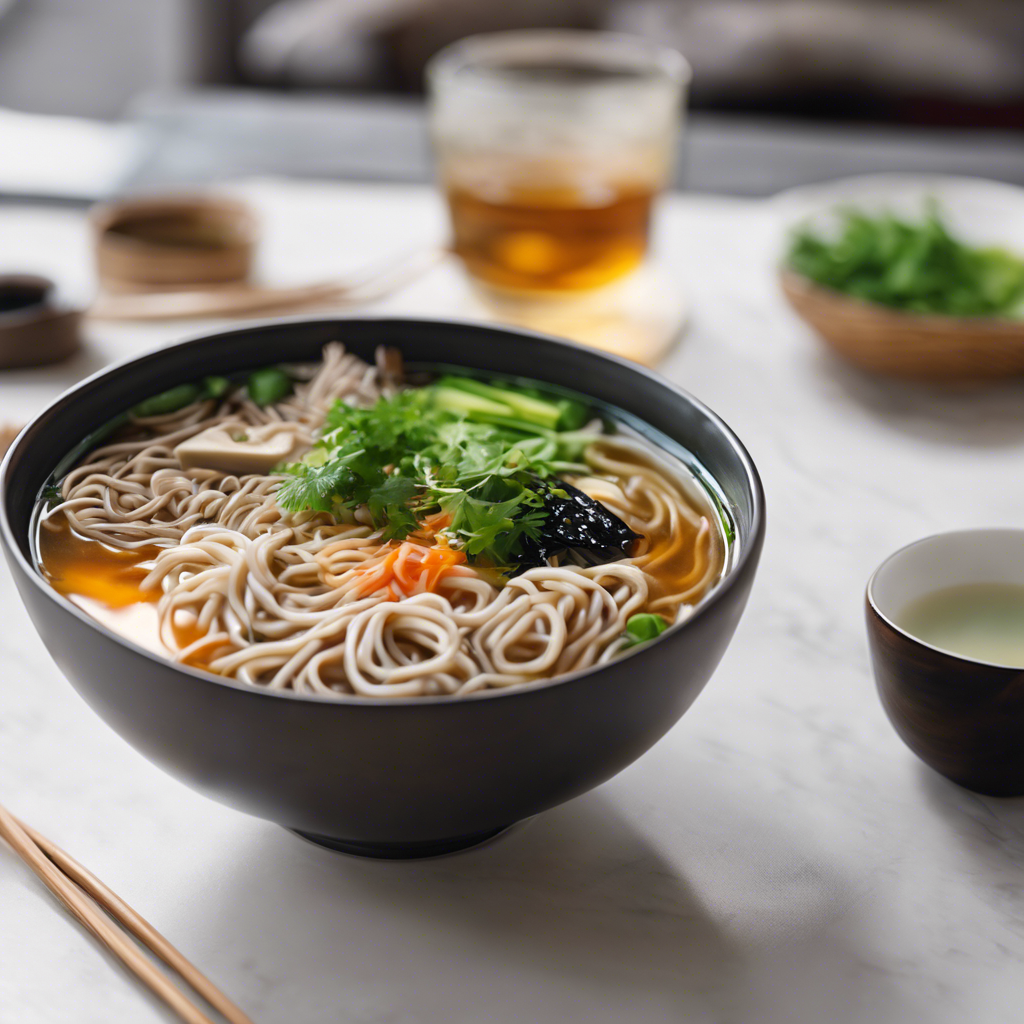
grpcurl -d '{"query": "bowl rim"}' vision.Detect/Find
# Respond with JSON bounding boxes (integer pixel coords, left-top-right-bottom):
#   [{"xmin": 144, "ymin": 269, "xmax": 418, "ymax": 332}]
[
  {"xmin": 866, "ymin": 526, "xmax": 1024, "ymax": 673},
  {"xmin": 426, "ymin": 29, "xmax": 692, "ymax": 94},
  {"xmin": 0, "ymin": 315, "xmax": 765, "ymax": 707},
  {"xmin": 771, "ymin": 171, "xmax": 1024, "ymax": 218},
  {"xmin": 0, "ymin": 274, "xmax": 55, "ymax": 323}
]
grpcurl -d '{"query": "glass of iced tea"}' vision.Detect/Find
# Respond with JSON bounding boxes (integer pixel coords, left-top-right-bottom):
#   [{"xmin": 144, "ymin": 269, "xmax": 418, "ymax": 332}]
[{"xmin": 427, "ymin": 31, "xmax": 689, "ymax": 296}]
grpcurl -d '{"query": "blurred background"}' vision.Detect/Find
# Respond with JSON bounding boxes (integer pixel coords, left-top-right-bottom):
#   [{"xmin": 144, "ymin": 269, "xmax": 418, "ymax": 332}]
[
  {"xmin": 1, "ymin": 0, "xmax": 1022, "ymax": 201},
  {"xmin": 3, "ymin": 0, "xmax": 1024, "ymax": 124}
]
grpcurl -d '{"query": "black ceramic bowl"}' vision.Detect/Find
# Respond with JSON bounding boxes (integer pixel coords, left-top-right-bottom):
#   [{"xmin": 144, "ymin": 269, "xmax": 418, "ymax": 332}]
[{"xmin": 1, "ymin": 318, "xmax": 764, "ymax": 857}]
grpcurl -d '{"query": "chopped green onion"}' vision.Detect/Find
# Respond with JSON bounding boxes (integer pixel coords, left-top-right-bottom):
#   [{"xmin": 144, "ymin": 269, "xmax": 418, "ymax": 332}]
[
  {"xmin": 131, "ymin": 384, "xmax": 202, "ymax": 418},
  {"xmin": 430, "ymin": 384, "xmax": 512, "ymax": 420},
  {"xmin": 623, "ymin": 613, "xmax": 669, "ymax": 649},
  {"xmin": 203, "ymin": 375, "xmax": 232, "ymax": 398},
  {"xmin": 555, "ymin": 397, "xmax": 589, "ymax": 431},
  {"xmin": 436, "ymin": 376, "xmax": 563, "ymax": 430},
  {"xmin": 247, "ymin": 368, "xmax": 292, "ymax": 407}
]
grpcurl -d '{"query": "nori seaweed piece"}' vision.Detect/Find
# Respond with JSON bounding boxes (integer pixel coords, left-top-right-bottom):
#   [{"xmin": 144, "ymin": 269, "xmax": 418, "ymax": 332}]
[{"xmin": 513, "ymin": 479, "xmax": 640, "ymax": 573}]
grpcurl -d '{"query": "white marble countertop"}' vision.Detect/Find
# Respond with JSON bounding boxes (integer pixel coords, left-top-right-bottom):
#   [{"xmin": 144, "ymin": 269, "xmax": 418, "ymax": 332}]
[{"xmin": 2, "ymin": 182, "xmax": 1024, "ymax": 1024}]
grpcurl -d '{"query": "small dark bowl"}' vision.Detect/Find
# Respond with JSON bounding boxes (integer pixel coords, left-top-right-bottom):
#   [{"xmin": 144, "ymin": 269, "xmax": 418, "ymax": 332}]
[
  {"xmin": 1, "ymin": 318, "xmax": 764, "ymax": 857},
  {"xmin": 0, "ymin": 274, "xmax": 81, "ymax": 369},
  {"xmin": 867, "ymin": 529, "xmax": 1024, "ymax": 797}
]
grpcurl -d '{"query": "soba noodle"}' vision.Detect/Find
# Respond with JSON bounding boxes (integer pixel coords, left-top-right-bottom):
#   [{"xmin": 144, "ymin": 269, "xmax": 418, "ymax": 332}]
[{"xmin": 37, "ymin": 344, "xmax": 726, "ymax": 697}]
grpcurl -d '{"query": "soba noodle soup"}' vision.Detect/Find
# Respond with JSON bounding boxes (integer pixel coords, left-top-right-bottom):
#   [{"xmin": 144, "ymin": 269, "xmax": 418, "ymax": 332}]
[{"xmin": 35, "ymin": 344, "xmax": 728, "ymax": 698}]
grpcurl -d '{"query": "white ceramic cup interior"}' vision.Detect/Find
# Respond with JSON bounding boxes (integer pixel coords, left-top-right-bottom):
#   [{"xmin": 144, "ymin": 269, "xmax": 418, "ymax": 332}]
[{"xmin": 869, "ymin": 528, "xmax": 1024, "ymax": 654}]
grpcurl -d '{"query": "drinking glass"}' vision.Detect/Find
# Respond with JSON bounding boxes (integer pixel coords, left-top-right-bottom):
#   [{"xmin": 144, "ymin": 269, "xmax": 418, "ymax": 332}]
[{"xmin": 427, "ymin": 31, "xmax": 689, "ymax": 296}]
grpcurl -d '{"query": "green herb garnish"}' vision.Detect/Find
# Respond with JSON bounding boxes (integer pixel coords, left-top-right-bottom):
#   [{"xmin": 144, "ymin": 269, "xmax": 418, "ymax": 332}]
[
  {"xmin": 277, "ymin": 379, "xmax": 599, "ymax": 567},
  {"xmin": 622, "ymin": 613, "xmax": 669, "ymax": 649},
  {"xmin": 787, "ymin": 202, "xmax": 1024, "ymax": 317}
]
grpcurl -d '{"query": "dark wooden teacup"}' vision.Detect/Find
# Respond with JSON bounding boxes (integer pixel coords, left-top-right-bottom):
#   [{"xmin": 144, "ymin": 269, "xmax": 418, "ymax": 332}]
[{"xmin": 866, "ymin": 529, "xmax": 1024, "ymax": 797}]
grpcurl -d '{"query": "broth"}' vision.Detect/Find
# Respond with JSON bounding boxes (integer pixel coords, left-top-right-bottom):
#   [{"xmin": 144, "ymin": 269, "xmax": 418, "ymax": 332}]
[
  {"xmin": 38, "ymin": 527, "xmax": 209, "ymax": 664},
  {"xmin": 33, "ymin": 348, "xmax": 729, "ymax": 696},
  {"xmin": 37, "ymin": 463, "xmax": 722, "ymax": 671}
]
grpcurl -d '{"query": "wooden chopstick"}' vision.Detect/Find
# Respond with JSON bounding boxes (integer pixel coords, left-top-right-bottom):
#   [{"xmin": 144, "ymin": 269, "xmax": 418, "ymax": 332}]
[
  {"xmin": 19, "ymin": 819, "xmax": 255, "ymax": 1024},
  {"xmin": 89, "ymin": 246, "xmax": 449, "ymax": 321},
  {"xmin": 0, "ymin": 802, "xmax": 254, "ymax": 1024}
]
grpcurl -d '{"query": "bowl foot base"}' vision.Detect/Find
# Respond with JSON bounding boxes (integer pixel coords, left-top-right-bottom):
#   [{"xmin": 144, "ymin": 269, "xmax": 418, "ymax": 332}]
[{"xmin": 288, "ymin": 823, "xmax": 516, "ymax": 859}]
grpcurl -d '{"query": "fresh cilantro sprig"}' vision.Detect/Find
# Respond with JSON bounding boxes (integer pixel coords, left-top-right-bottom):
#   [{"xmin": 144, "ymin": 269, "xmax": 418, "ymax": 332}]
[{"xmin": 276, "ymin": 381, "xmax": 600, "ymax": 567}]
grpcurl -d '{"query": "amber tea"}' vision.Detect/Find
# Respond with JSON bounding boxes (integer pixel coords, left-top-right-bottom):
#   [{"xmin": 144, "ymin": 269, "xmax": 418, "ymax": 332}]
[{"xmin": 445, "ymin": 164, "xmax": 656, "ymax": 292}]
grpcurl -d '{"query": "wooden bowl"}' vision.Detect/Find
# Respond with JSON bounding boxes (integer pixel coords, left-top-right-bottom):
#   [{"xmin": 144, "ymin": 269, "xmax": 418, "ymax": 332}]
[
  {"xmin": 773, "ymin": 174, "xmax": 1024, "ymax": 381},
  {"xmin": 781, "ymin": 270, "xmax": 1024, "ymax": 380},
  {"xmin": 91, "ymin": 195, "xmax": 258, "ymax": 292}
]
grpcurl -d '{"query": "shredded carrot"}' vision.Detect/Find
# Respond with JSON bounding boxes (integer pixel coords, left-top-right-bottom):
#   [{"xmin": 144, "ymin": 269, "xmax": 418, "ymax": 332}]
[
  {"xmin": 418, "ymin": 511, "xmax": 453, "ymax": 536},
  {"xmin": 349, "ymin": 540, "xmax": 469, "ymax": 600},
  {"xmin": 410, "ymin": 544, "xmax": 467, "ymax": 592}
]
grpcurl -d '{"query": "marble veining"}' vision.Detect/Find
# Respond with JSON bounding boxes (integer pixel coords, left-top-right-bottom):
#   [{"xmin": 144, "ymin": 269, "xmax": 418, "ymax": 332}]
[{"xmin": 2, "ymin": 182, "xmax": 1023, "ymax": 1023}]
